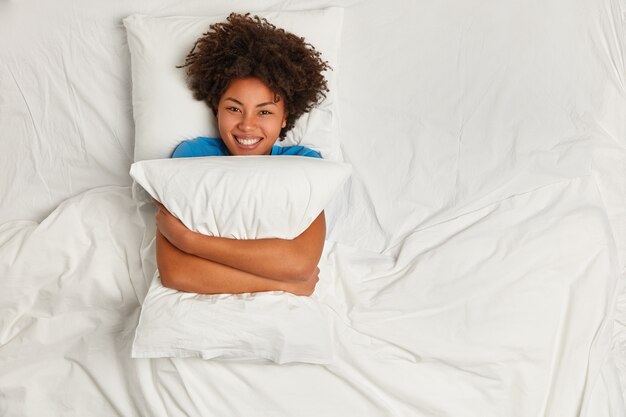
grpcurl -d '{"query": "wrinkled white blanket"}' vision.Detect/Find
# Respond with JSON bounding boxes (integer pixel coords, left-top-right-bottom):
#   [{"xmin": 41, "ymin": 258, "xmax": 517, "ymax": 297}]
[
  {"xmin": 2, "ymin": 0, "xmax": 626, "ymax": 415},
  {"xmin": 0, "ymin": 175, "xmax": 621, "ymax": 416}
]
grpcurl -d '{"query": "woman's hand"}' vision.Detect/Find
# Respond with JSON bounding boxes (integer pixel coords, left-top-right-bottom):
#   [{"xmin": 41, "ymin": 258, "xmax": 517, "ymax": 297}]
[{"xmin": 154, "ymin": 200, "xmax": 195, "ymax": 252}]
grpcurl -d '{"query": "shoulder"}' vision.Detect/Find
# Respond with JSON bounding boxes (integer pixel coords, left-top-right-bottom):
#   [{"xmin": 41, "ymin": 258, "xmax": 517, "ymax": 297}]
[
  {"xmin": 171, "ymin": 137, "xmax": 229, "ymax": 158},
  {"xmin": 271, "ymin": 144, "xmax": 322, "ymax": 159}
]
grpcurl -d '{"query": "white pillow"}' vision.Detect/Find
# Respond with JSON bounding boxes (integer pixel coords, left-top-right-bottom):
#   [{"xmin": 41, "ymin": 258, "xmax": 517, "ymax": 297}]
[
  {"xmin": 129, "ymin": 156, "xmax": 351, "ymax": 364},
  {"xmin": 123, "ymin": 8, "xmax": 344, "ymax": 162},
  {"xmin": 133, "ymin": 273, "xmax": 334, "ymax": 364},
  {"xmin": 130, "ymin": 156, "xmax": 351, "ymax": 238}
]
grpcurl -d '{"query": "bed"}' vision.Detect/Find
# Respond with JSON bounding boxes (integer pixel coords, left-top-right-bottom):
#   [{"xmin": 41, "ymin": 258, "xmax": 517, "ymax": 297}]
[{"xmin": 1, "ymin": 0, "xmax": 626, "ymax": 416}]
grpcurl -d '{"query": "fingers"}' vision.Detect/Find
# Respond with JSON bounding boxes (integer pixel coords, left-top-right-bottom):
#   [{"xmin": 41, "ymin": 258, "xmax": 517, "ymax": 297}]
[
  {"xmin": 153, "ymin": 200, "xmax": 168, "ymax": 229},
  {"xmin": 153, "ymin": 200, "xmax": 172, "ymax": 221},
  {"xmin": 152, "ymin": 199, "xmax": 166, "ymax": 210}
]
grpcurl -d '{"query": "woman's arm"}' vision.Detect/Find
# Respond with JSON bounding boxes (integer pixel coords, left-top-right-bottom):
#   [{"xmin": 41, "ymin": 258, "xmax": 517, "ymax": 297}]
[
  {"xmin": 156, "ymin": 231, "xmax": 319, "ymax": 295},
  {"xmin": 154, "ymin": 201, "xmax": 325, "ymax": 283}
]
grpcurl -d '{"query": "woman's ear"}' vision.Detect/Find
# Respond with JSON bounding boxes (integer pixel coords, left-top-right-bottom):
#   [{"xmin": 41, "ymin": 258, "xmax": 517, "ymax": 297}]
[{"xmin": 281, "ymin": 116, "xmax": 287, "ymax": 129}]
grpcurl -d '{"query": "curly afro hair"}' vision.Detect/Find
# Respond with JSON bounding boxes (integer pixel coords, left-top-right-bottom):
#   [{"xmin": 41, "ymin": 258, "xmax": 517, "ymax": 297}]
[{"xmin": 179, "ymin": 13, "xmax": 331, "ymax": 139}]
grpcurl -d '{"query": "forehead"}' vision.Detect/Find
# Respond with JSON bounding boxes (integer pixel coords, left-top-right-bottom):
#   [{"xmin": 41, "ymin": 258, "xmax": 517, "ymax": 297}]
[{"xmin": 221, "ymin": 77, "xmax": 278, "ymax": 101}]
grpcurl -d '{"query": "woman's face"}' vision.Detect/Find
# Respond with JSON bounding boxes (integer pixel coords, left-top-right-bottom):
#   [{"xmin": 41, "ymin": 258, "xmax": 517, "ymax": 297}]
[{"xmin": 216, "ymin": 77, "xmax": 287, "ymax": 156}]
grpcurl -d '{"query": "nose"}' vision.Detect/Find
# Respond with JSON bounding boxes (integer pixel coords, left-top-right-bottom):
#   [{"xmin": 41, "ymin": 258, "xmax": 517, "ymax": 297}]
[{"xmin": 238, "ymin": 112, "xmax": 256, "ymax": 131}]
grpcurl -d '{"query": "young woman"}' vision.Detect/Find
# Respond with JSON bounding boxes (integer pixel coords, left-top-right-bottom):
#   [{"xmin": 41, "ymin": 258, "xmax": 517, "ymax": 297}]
[{"xmin": 154, "ymin": 13, "xmax": 331, "ymax": 297}]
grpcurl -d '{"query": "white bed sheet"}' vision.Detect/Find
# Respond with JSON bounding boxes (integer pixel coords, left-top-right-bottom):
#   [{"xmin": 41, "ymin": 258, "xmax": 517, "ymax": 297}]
[
  {"xmin": 0, "ymin": 177, "xmax": 620, "ymax": 416},
  {"xmin": 2, "ymin": 0, "xmax": 626, "ymax": 415}
]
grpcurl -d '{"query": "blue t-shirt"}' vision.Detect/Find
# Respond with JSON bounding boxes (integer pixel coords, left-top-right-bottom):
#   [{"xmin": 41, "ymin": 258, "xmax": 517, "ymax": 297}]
[{"xmin": 172, "ymin": 137, "xmax": 322, "ymax": 159}]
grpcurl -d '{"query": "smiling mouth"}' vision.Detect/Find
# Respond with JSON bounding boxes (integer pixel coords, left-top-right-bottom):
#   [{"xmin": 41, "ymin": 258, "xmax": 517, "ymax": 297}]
[{"xmin": 235, "ymin": 136, "xmax": 262, "ymax": 146}]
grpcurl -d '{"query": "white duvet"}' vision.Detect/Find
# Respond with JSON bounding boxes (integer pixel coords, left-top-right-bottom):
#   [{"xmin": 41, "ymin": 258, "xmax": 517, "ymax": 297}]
[
  {"xmin": 0, "ymin": 174, "xmax": 622, "ymax": 416},
  {"xmin": 2, "ymin": 0, "xmax": 626, "ymax": 416}
]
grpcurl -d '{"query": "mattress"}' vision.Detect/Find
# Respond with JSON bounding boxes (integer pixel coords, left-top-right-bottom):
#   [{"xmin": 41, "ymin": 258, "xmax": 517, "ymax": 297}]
[{"xmin": 1, "ymin": 0, "xmax": 626, "ymax": 416}]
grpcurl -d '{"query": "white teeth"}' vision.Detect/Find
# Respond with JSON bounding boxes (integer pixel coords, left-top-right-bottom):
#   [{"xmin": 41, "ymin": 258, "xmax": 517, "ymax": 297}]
[{"xmin": 236, "ymin": 136, "xmax": 261, "ymax": 146}]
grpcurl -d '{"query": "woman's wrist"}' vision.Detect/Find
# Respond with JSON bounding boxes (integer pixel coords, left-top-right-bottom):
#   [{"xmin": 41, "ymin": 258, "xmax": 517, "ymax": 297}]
[{"xmin": 177, "ymin": 227, "xmax": 203, "ymax": 255}]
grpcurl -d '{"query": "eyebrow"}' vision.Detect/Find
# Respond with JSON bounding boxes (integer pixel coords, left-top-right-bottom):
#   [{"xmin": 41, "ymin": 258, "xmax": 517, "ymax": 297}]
[{"xmin": 224, "ymin": 98, "xmax": 277, "ymax": 107}]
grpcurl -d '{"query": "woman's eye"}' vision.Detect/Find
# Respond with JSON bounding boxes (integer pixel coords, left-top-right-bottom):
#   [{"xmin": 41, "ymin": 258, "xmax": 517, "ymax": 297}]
[
  {"xmin": 227, "ymin": 106, "xmax": 241, "ymax": 113},
  {"xmin": 259, "ymin": 110, "xmax": 272, "ymax": 116}
]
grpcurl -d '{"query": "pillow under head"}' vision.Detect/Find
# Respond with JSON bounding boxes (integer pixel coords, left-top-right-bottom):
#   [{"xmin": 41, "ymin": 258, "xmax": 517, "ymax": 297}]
[{"xmin": 124, "ymin": 8, "xmax": 344, "ymax": 162}]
